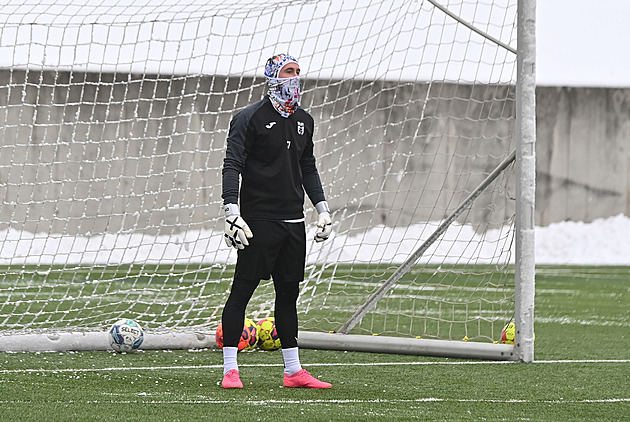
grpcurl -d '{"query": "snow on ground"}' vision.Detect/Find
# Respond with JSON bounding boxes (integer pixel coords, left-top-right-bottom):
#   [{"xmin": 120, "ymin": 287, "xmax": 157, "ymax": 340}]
[{"xmin": 1, "ymin": 214, "xmax": 628, "ymax": 266}]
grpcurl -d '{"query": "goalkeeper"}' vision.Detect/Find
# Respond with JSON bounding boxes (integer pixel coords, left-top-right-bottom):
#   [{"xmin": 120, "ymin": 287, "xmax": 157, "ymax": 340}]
[{"xmin": 220, "ymin": 53, "xmax": 332, "ymax": 389}]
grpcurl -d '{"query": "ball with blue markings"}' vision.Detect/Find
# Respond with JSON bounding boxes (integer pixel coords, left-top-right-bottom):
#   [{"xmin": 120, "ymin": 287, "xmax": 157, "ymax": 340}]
[{"xmin": 109, "ymin": 319, "xmax": 144, "ymax": 353}]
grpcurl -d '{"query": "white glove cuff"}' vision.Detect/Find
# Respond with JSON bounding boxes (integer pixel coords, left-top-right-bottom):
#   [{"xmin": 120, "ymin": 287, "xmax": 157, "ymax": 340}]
[
  {"xmin": 224, "ymin": 203, "xmax": 240, "ymax": 216},
  {"xmin": 315, "ymin": 201, "xmax": 330, "ymax": 214}
]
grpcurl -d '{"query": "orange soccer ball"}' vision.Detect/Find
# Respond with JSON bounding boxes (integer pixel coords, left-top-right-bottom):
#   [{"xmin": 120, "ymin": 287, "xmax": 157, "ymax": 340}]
[{"xmin": 215, "ymin": 317, "xmax": 258, "ymax": 351}]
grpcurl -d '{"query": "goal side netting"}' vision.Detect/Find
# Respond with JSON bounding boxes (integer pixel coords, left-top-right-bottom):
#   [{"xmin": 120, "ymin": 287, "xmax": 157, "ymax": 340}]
[{"xmin": 0, "ymin": 0, "xmax": 535, "ymax": 360}]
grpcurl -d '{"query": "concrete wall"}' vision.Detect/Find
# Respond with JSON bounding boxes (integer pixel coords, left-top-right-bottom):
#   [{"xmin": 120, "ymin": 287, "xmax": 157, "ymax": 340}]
[
  {"xmin": 536, "ymin": 86, "xmax": 630, "ymax": 226},
  {"xmin": 0, "ymin": 69, "xmax": 628, "ymax": 235}
]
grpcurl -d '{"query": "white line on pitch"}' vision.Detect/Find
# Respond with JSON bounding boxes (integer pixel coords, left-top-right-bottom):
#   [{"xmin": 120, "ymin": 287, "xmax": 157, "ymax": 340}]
[
  {"xmin": 1, "ymin": 398, "xmax": 629, "ymax": 405},
  {"xmin": 1, "ymin": 359, "xmax": 629, "ymax": 374}
]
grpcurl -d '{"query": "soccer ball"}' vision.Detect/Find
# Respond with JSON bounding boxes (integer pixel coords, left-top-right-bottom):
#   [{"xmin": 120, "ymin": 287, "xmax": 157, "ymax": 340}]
[
  {"xmin": 500, "ymin": 322, "xmax": 516, "ymax": 344},
  {"xmin": 500, "ymin": 322, "xmax": 535, "ymax": 344},
  {"xmin": 215, "ymin": 317, "xmax": 258, "ymax": 351},
  {"xmin": 109, "ymin": 319, "xmax": 144, "ymax": 353},
  {"xmin": 257, "ymin": 317, "xmax": 281, "ymax": 350}
]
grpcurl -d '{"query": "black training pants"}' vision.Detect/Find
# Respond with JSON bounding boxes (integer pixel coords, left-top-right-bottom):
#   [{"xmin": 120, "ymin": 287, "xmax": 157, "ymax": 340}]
[{"xmin": 221, "ymin": 220, "xmax": 306, "ymax": 349}]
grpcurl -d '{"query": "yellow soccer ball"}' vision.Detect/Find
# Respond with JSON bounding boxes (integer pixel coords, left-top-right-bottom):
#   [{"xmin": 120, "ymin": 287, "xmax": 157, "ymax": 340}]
[
  {"xmin": 500, "ymin": 322, "xmax": 535, "ymax": 344},
  {"xmin": 500, "ymin": 322, "xmax": 516, "ymax": 344},
  {"xmin": 256, "ymin": 317, "xmax": 281, "ymax": 350}
]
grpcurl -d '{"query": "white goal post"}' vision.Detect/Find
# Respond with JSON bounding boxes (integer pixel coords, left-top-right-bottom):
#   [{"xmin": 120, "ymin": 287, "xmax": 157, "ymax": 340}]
[{"xmin": 0, "ymin": 0, "xmax": 535, "ymax": 361}]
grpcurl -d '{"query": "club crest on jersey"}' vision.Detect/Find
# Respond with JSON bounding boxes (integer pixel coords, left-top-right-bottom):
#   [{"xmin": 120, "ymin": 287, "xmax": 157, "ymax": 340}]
[{"xmin": 297, "ymin": 121, "xmax": 304, "ymax": 135}]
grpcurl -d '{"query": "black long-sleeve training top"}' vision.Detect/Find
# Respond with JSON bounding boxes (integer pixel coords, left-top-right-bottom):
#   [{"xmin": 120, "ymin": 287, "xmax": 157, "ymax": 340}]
[{"xmin": 222, "ymin": 95, "xmax": 326, "ymax": 221}]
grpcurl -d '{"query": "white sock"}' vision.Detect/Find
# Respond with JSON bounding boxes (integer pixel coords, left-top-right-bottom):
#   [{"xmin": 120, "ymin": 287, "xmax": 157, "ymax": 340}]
[
  {"xmin": 282, "ymin": 347, "xmax": 302, "ymax": 375},
  {"xmin": 223, "ymin": 347, "xmax": 239, "ymax": 376}
]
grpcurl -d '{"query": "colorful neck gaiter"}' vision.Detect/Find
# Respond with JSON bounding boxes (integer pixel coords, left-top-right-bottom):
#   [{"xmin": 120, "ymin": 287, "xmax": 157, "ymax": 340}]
[
  {"xmin": 264, "ymin": 53, "xmax": 300, "ymax": 118},
  {"xmin": 267, "ymin": 76, "xmax": 300, "ymax": 118}
]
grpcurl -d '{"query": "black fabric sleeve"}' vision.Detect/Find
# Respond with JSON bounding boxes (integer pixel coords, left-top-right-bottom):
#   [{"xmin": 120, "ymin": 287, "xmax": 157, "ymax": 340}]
[
  {"xmin": 221, "ymin": 110, "xmax": 250, "ymax": 205},
  {"xmin": 300, "ymin": 121, "xmax": 326, "ymax": 207}
]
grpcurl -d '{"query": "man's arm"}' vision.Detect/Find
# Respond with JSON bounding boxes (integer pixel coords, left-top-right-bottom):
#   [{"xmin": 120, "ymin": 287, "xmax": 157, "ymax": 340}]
[
  {"xmin": 222, "ymin": 111, "xmax": 249, "ymax": 205},
  {"xmin": 300, "ymin": 142, "xmax": 331, "ymax": 242},
  {"xmin": 222, "ymin": 111, "xmax": 253, "ymax": 249},
  {"xmin": 301, "ymin": 154, "xmax": 326, "ymax": 206}
]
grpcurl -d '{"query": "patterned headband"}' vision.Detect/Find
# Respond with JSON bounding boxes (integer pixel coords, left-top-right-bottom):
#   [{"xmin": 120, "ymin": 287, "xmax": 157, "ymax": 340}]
[{"xmin": 264, "ymin": 54, "xmax": 299, "ymax": 79}]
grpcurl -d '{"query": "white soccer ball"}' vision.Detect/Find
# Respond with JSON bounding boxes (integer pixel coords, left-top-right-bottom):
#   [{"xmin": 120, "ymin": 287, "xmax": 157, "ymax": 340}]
[{"xmin": 109, "ymin": 319, "xmax": 144, "ymax": 353}]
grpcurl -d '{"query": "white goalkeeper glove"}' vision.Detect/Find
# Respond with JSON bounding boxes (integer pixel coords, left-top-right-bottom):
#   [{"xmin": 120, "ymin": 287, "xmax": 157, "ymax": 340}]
[
  {"xmin": 314, "ymin": 201, "xmax": 332, "ymax": 243},
  {"xmin": 223, "ymin": 204, "xmax": 253, "ymax": 250}
]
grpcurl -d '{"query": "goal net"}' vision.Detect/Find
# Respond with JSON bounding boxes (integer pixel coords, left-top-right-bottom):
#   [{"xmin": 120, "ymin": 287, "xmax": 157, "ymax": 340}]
[{"xmin": 0, "ymin": 0, "xmax": 535, "ymax": 359}]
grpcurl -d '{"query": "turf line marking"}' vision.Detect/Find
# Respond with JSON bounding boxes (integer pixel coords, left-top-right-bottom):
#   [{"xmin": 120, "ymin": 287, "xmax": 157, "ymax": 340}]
[
  {"xmin": 2, "ymin": 359, "xmax": 628, "ymax": 374},
  {"xmin": 1, "ymin": 398, "xmax": 629, "ymax": 405}
]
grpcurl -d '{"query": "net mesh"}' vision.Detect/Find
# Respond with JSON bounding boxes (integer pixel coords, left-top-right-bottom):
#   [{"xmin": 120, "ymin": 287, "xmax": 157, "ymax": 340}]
[{"xmin": 0, "ymin": 0, "xmax": 518, "ymax": 343}]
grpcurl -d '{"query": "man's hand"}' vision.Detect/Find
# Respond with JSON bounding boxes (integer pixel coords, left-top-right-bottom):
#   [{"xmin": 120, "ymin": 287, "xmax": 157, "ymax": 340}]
[
  {"xmin": 314, "ymin": 211, "xmax": 332, "ymax": 243},
  {"xmin": 224, "ymin": 204, "xmax": 253, "ymax": 250}
]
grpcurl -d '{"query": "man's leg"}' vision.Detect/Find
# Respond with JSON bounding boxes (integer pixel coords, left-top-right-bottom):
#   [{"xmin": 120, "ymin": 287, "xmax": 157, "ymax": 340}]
[
  {"xmin": 221, "ymin": 277, "xmax": 259, "ymax": 388},
  {"xmin": 272, "ymin": 223, "xmax": 331, "ymax": 389},
  {"xmin": 273, "ymin": 278, "xmax": 300, "ymax": 374}
]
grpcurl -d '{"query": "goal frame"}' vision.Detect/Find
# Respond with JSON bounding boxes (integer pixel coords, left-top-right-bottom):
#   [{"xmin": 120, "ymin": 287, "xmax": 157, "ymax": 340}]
[
  {"xmin": 302, "ymin": 0, "xmax": 536, "ymax": 362},
  {"xmin": 513, "ymin": 0, "xmax": 537, "ymax": 363},
  {"xmin": 0, "ymin": 0, "xmax": 536, "ymax": 361}
]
